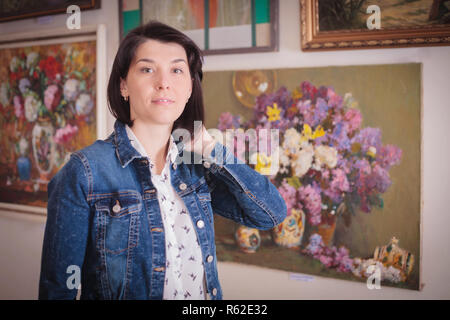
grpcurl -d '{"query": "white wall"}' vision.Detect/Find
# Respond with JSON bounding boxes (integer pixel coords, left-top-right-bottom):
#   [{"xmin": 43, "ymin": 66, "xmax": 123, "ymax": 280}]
[{"xmin": 1, "ymin": 0, "xmax": 449, "ymax": 299}]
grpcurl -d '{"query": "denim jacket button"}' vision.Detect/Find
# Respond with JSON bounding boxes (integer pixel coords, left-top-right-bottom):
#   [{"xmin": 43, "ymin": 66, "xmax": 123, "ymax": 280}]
[
  {"xmin": 112, "ymin": 201, "xmax": 121, "ymax": 213},
  {"xmin": 207, "ymin": 255, "xmax": 214, "ymax": 263},
  {"xmin": 212, "ymin": 288, "xmax": 217, "ymax": 296},
  {"xmin": 179, "ymin": 183, "xmax": 187, "ymax": 191},
  {"xmin": 196, "ymin": 220, "xmax": 205, "ymax": 229}
]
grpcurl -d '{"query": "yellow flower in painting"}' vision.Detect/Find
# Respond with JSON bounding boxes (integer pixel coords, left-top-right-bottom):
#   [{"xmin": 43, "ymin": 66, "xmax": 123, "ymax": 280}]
[
  {"xmin": 292, "ymin": 87, "xmax": 303, "ymax": 100},
  {"xmin": 254, "ymin": 153, "xmax": 273, "ymax": 175},
  {"xmin": 266, "ymin": 103, "xmax": 281, "ymax": 122},
  {"xmin": 300, "ymin": 124, "xmax": 325, "ymax": 144}
]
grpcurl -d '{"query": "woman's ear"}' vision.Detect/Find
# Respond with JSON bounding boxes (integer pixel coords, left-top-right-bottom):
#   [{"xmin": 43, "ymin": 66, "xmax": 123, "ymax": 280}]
[{"xmin": 120, "ymin": 77, "xmax": 128, "ymax": 97}]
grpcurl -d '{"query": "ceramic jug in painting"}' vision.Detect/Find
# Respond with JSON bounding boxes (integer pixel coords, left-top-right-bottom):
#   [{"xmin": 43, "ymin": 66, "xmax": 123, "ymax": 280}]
[
  {"xmin": 235, "ymin": 225, "xmax": 261, "ymax": 253},
  {"xmin": 17, "ymin": 137, "xmax": 31, "ymax": 181},
  {"xmin": 32, "ymin": 117, "xmax": 55, "ymax": 179},
  {"xmin": 17, "ymin": 156, "xmax": 31, "ymax": 181},
  {"xmin": 272, "ymin": 208, "xmax": 305, "ymax": 249}
]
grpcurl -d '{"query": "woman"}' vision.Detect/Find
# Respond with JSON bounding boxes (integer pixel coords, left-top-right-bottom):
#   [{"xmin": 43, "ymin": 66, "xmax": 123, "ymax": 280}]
[{"xmin": 39, "ymin": 21, "xmax": 286, "ymax": 300}]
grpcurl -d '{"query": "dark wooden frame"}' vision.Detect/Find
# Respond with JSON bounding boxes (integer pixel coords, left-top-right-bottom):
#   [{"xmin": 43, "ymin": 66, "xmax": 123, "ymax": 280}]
[
  {"xmin": 119, "ymin": 0, "xmax": 279, "ymax": 55},
  {"xmin": 0, "ymin": 0, "xmax": 101, "ymax": 23},
  {"xmin": 300, "ymin": 0, "xmax": 450, "ymax": 51}
]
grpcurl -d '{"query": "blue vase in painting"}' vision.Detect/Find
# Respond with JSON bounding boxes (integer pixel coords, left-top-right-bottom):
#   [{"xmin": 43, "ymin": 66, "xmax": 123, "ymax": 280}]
[{"xmin": 17, "ymin": 156, "xmax": 31, "ymax": 181}]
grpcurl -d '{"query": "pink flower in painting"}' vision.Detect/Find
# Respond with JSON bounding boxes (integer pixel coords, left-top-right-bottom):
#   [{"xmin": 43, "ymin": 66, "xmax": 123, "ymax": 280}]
[
  {"xmin": 324, "ymin": 168, "xmax": 350, "ymax": 203},
  {"xmin": 44, "ymin": 84, "xmax": 61, "ymax": 112},
  {"xmin": 319, "ymin": 255, "xmax": 334, "ymax": 267},
  {"xmin": 344, "ymin": 108, "xmax": 362, "ymax": 134},
  {"xmin": 298, "ymin": 184, "xmax": 322, "ymax": 225},
  {"xmin": 327, "ymin": 87, "xmax": 343, "ymax": 110},
  {"xmin": 278, "ymin": 179, "xmax": 298, "ymax": 215},
  {"xmin": 54, "ymin": 124, "xmax": 78, "ymax": 145},
  {"xmin": 14, "ymin": 95, "xmax": 24, "ymax": 119},
  {"xmin": 377, "ymin": 144, "xmax": 402, "ymax": 169}
]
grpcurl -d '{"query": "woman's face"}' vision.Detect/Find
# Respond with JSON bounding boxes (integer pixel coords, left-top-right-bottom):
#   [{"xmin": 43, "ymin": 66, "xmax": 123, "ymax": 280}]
[{"xmin": 120, "ymin": 39, "xmax": 193, "ymax": 127}]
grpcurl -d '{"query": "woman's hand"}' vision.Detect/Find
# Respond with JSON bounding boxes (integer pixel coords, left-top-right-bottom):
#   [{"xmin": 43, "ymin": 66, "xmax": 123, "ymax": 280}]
[{"xmin": 183, "ymin": 124, "xmax": 217, "ymax": 158}]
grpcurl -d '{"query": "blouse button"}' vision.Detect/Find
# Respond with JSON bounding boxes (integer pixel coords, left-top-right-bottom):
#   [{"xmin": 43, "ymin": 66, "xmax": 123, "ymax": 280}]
[
  {"xmin": 112, "ymin": 200, "xmax": 121, "ymax": 213},
  {"xmin": 196, "ymin": 220, "xmax": 205, "ymax": 229},
  {"xmin": 203, "ymin": 161, "xmax": 211, "ymax": 169},
  {"xmin": 179, "ymin": 182, "xmax": 187, "ymax": 190}
]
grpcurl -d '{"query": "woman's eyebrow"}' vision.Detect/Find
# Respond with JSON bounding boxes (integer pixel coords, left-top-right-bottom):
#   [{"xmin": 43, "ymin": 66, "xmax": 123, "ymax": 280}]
[{"xmin": 135, "ymin": 58, "xmax": 187, "ymax": 64}]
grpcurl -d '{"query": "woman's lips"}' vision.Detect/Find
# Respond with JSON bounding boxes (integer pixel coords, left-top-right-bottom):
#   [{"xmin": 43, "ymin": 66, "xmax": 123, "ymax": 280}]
[{"xmin": 152, "ymin": 98, "xmax": 175, "ymax": 105}]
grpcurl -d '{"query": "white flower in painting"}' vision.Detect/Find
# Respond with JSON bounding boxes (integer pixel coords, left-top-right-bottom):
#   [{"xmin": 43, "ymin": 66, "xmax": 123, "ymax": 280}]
[
  {"xmin": 293, "ymin": 144, "xmax": 314, "ymax": 177},
  {"xmin": 0, "ymin": 83, "xmax": 10, "ymax": 106},
  {"xmin": 75, "ymin": 93, "xmax": 94, "ymax": 115},
  {"xmin": 314, "ymin": 145, "xmax": 338, "ymax": 169},
  {"xmin": 63, "ymin": 78, "xmax": 80, "ymax": 102},
  {"xmin": 26, "ymin": 52, "xmax": 39, "ymax": 69},
  {"xmin": 279, "ymin": 148, "xmax": 291, "ymax": 170},
  {"xmin": 282, "ymin": 128, "xmax": 301, "ymax": 154},
  {"xmin": 9, "ymin": 56, "xmax": 21, "ymax": 72},
  {"xmin": 19, "ymin": 78, "xmax": 31, "ymax": 94},
  {"xmin": 24, "ymin": 91, "xmax": 41, "ymax": 122}
]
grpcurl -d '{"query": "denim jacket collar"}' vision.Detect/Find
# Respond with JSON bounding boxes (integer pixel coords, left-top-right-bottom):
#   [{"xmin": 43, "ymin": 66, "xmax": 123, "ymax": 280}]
[{"xmin": 112, "ymin": 119, "xmax": 184, "ymax": 168}]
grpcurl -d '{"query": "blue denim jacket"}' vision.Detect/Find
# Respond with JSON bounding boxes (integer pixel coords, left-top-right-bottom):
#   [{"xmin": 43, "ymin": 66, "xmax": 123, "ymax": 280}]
[{"xmin": 39, "ymin": 119, "xmax": 287, "ymax": 300}]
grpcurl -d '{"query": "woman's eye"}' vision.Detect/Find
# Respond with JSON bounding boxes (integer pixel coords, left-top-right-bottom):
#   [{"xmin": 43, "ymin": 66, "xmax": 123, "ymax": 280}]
[
  {"xmin": 173, "ymin": 68, "xmax": 183, "ymax": 74},
  {"xmin": 141, "ymin": 67, "xmax": 153, "ymax": 73}
]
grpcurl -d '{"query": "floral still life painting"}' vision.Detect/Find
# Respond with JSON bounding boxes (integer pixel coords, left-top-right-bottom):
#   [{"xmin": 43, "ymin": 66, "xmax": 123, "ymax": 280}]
[
  {"xmin": 0, "ymin": 40, "xmax": 97, "ymax": 209},
  {"xmin": 202, "ymin": 64, "xmax": 421, "ymax": 290}
]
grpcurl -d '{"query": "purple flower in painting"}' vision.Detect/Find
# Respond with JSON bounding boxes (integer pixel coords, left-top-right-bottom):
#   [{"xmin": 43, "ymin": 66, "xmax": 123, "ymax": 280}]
[
  {"xmin": 297, "ymin": 99, "xmax": 315, "ymax": 127},
  {"xmin": 217, "ymin": 112, "xmax": 242, "ymax": 131},
  {"xmin": 330, "ymin": 121, "xmax": 351, "ymax": 151},
  {"xmin": 305, "ymin": 233, "xmax": 323, "ymax": 255},
  {"xmin": 313, "ymin": 97, "xmax": 329, "ymax": 127},
  {"xmin": 351, "ymin": 127, "xmax": 382, "ymax": 154},
  {"xmin": 370, "ymin": 164, "xmax": 392, "ymax": 193},
  {"xmin": 19, "ymin": 78, "xmax": 31, "ymax": 94}
]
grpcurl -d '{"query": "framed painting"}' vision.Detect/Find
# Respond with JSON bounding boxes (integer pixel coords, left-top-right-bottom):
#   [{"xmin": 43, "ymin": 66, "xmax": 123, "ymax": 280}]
[
  {"xmin": 0, "ymin": 24, "xmax": 107, "ymax": 215},
  {"xmin": 0, "ymin": 0, "xmax": 101, "ymax": 23},
  {"xmin": 300, "ymin": 0, "xmax": 450, "ymax": 51},
  {"xmin": 119, "ymin": 0, "xmax": 279, "ymax": 55},
  {"xmin": 203, "ymin": 63, "xmax": 422, "ymax": 290}
]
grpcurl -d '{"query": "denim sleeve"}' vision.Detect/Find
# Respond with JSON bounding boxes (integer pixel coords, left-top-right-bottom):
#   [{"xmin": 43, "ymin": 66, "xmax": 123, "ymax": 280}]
[
  {"xmin": 39, "ymin": 153, "xmax": 90, "ymax": 300},
  {"xmin": 203, "ymin": 142, "xmax": 287, "ymax": 230}
]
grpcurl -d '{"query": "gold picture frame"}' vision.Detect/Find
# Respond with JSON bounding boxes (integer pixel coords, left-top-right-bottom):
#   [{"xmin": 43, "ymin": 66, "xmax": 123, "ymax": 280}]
[
  {"xmin": 0, "ymin": 25, "xmax": 108, "ymax": 216},
  {"xmin": 300, "ymin": 0, "xmax": 450, "ymax": 51}
]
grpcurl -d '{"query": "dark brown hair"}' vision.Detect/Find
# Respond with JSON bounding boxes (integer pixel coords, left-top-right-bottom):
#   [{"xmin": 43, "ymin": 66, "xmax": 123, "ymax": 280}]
[{"xmin": 107, "ymin": 20, "xmax": 205, "ymax": 136}]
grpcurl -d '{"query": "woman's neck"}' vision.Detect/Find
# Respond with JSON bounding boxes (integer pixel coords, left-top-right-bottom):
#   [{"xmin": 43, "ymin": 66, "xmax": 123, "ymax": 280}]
[{"xmin": 129, "ymin": 120, "xmax": 172, "ymax": 175}]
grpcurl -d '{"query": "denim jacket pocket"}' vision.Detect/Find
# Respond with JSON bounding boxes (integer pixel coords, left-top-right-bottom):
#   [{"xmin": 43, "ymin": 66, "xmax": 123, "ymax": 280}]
[{"xmin": 94, "ymin": 191, "xmax": 142, "ymax": 255}]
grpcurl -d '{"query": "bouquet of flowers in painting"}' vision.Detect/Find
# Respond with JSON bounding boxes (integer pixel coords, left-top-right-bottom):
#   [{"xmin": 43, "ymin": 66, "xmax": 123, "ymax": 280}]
[
  {"xmin": 217, "ymin": 80, "xmax": 409, "ymax": 284},
  {"xmin": 0, "ymin": 41, "xmax": 96, "ymax": 207}
]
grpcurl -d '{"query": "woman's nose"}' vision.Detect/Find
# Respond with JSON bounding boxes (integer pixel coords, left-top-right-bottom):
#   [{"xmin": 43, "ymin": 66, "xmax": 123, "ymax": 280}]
[{"xmin": 155, "ymin": 72, "xmax": 170, "ymax": 90}]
